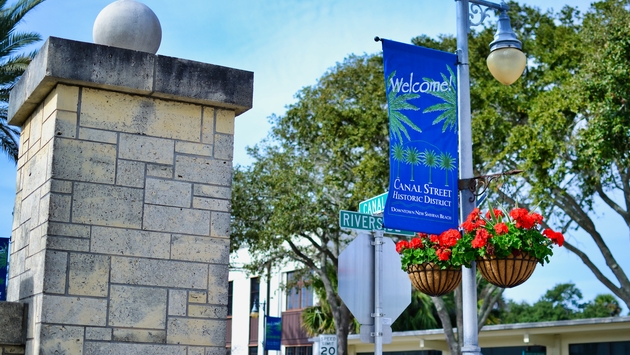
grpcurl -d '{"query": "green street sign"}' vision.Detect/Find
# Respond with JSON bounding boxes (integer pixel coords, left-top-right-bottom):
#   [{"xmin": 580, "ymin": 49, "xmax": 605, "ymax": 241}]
[
  {"xmin": 359, "ymin": 192, "xmax": 388, "ymax": 215},
  {"xmin": 339, "ymin": 210, "xmax": 415, "ymax": 236}
]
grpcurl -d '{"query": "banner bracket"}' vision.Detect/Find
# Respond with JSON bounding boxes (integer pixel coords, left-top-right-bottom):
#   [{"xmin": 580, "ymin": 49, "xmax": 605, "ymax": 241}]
[{"xmin": 457, "ymin": 169, "xmax": 523, "ymax": 202}]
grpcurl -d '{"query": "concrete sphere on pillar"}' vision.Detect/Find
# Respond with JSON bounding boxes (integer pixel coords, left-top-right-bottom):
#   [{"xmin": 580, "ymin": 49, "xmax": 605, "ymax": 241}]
[{"xmin": 93, "ymin": 0, "xmax": 162, "ymax": 54}]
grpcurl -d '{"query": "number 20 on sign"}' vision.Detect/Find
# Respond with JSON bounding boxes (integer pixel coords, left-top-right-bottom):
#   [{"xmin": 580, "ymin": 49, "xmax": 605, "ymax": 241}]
[{"xmin": 319, "ymin": 335, "xmax": 337, "ymax": 355}]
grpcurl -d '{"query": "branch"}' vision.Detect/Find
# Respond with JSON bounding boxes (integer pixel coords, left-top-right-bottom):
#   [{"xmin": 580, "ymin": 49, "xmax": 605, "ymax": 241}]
[
  {"xmin": 286, "ymin": 240, "xmax": 318, "ymax": 270},
  {"xmin": 551, "ymin": 187, "xmax": 598, "ymax": 235},
  {"xmin": 298, "ymin": 231, "xmax": 337, "ymax": 262},
  {"xmin": 616, "ymin": 162, "xmax": 630, "ymax": 220},
  {"xmin": 552, "ymin": 188, "xmax": 630, "ymax": 291},
  {"xmin": 562, "ymin": 240, "xmax": 629, "ymax": 302},
  {"xmin": 478, "ymin": 285, "xmax": 505, "ymax": 329},
  {"xmin": 594, "ymin": 182, "xmax": 630, "ymax": 226}
]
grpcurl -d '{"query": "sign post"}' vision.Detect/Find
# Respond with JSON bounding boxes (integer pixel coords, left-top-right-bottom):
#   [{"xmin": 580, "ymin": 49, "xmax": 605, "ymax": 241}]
[{"xmin": 338, "ymin": 210, "xmax": 411, "ymax": 353}]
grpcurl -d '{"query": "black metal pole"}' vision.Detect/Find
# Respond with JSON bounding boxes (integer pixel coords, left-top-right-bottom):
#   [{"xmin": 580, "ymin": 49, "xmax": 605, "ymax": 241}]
[{"xmin": 265, "ymin": 262, "xmax": 271, "ymax": 355}]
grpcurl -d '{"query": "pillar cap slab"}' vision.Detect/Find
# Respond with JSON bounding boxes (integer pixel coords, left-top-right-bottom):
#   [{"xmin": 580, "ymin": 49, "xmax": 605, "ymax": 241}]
[{"xmin": 8, "ymin": 37, "xmax": 253, "ymax": 126}]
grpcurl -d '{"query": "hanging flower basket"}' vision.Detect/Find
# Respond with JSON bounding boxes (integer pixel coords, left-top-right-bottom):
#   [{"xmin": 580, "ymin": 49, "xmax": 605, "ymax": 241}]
[
  {"xmin": 407, "ymin": 263, "xmax": 462, "ymax": 297},
  {"xmin": 396, "ymin": 229, "xmax": 473, "ymax": 297},
  {"xmin": 476, "ymin": 252, "xmax": 538, "ymax": 288},
  {"xmin": 460, "ymin": 206, "xmax": 565, "ymax": 288}
]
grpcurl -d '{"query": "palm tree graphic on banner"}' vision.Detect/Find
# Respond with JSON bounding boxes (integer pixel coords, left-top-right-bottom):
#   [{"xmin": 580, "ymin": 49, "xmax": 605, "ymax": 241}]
[
  {"xmin": 423, "ymin": 65, "xmax": 457, "ymax": 133},
  {"xmin": 386, "ymin": 70, "xmax": 422, "ymax": 142},
  {"xmin": 392, "ymin": 143, "xmax": 406, "ymax": 178},
  {"xmin": 438, "ymin": 152, "xmax": 456, "ymax": 186},
  {"xmin": 404, "ymin": 146, "xmax": 421, "ymax": 181},
  {"xmin": 421, "ymin": 149, "xmax": 439, "ymax": 184}
]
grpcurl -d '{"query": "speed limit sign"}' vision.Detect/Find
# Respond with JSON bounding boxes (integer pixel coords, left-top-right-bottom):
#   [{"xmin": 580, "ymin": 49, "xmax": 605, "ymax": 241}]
[{"xmin": 319, "ymin": 335, "xmax": 337, "ymax": 355}]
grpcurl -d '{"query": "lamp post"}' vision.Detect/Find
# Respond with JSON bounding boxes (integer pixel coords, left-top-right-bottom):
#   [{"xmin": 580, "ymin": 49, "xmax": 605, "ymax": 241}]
[
  {"xmin": 251, "ymin": 298, "xmax": 268, "ymax": 354},
  {"xmin": 455, "ymin": 1, "xmax": 525, "ymax": 354}
]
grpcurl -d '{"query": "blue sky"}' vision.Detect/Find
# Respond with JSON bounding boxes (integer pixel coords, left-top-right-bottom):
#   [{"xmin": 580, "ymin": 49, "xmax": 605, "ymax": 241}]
[{"xmin": 2, "ymin": 0, "xmax": 628, "ymax": 312}]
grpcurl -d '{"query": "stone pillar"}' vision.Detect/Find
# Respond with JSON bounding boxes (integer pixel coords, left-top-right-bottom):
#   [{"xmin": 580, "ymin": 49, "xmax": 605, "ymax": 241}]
[{"xmin": 7, "ymin": 37, "xmax": 253, "ymax": 355}]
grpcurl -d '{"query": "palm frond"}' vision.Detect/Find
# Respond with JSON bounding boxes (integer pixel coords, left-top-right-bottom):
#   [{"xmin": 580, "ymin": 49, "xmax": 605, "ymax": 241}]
[
  {"xmin": 0, "ymin": 0, "xmax": 44, "ymax": 164},
  {"xmin": 386, "ymin": 70, "xmax": 422, "ymax": 143},
  {"xmin": 421, "ymin": 65, "xmax": 457, "ymax": 133}
]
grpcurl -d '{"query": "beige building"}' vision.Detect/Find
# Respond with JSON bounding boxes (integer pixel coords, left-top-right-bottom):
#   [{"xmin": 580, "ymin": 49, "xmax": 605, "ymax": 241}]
[
  {"xmin": 345, "ymin": 316, "xmax": 630, "ymax": 355},
  {"xmin": 226, "ymin": 263, "xmax": 630, "ymax": 355}
]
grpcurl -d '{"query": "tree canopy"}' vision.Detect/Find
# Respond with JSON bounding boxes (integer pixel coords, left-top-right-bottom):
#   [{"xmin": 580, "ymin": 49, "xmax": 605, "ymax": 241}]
[
  {"xmin": 499, "ymin": 283, "xmax": 622, "ymax": 323},
  {"xmin": 231, "ymin": 54, "xmax": 388, "ymax": 355},
  {"xmin": 231, "ymin": 0, "xmax": 630, "ymax": 353},
  {"xmin": 462, "ymin": 0, "xmax": 630, "ymax": 310}
]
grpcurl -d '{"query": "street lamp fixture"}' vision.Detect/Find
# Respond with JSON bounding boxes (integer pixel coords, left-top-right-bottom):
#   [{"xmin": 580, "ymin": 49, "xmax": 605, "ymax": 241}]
[
  {"xmin": 486, "ymin": 8, "xmax": 527, "ymax": 85},
  {"xmin": 251, "ymin": 299, "xmax": 266, "ymax": 318}
]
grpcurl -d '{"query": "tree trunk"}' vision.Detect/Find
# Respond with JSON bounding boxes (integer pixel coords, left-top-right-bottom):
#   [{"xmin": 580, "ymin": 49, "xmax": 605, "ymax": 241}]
[
  {"xmin": 333, "ymin": 303, "xmax": 351, "ymax": 355},
  {"xmin": 478, "ymin": 284, "xmax": 504, "ymax": 328},
  {"xmin": 318, "ymin": 262, "xmax": 351, "ymax": 355},
  {"xmin": 431, "ymin": 296, "xmax": 460, "ymax": 355}
]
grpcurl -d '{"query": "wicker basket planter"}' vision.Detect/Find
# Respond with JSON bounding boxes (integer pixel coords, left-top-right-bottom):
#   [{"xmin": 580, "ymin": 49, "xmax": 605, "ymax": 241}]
[
  {"xmin": 407, "ymin": 263, "xmax": 462, "ymax": 297},
  {"xmin": 477, "ymin": 252, "xmax": 538, "ymax": 288}
]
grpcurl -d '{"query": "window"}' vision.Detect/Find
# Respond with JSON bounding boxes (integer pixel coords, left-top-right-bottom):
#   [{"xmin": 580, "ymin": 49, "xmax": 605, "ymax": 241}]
[
  {"xmin": 227, "ymin": 281, "xmax": 233, "ymax": 316},
  {"xmin": 286, "ymin": 271, "xmax": 313, "ymax": 310},
  {"xmin": 286, "ymin": 346, "xmax": 312, "ymax": 355},
  {"xmin": 570, "ymin": 340, "xmax": 630, "ymax": 355},
  {"xmin": 250, "ymin": 277, "xmax": 260, "ymax": 314},
  {"xmin": 249, "ymin": 346, "xmax": 258, "ymax": 355},
  {"xmin": 481, "ymin": 347, "xmax": 546, "ymax": 355},
  {"xmin": 358, "ymin": 352, "xmax": 442, "ymax": 355}
]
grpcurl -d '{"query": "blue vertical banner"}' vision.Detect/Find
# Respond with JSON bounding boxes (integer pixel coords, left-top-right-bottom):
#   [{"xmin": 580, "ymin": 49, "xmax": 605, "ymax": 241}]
[
  {"xmin": 265, "ymin": 316, "xmax": 282, "ymax": 351},
  {"xmin": 0, "ymin": 238, "xmax": 8, "ymax": 301},
  {"xmin": 381, "ymin": 39, "xmax": 459, "ymax": 235}
]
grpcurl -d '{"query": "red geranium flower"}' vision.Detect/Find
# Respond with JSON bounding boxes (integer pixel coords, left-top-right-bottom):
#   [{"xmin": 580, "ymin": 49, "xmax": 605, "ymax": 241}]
[
  {"xmin": 474, "ymin": 219, "xmax": 487, "ymax": 229},
  {"xmin": 395, "ymin": 240, "xmax": 409, "ymax": 254},
  {"xmin": 471, "ymin": 235, "xmax": 487, "ymax": 248},
  {"xmin": 409, "ymin": 237, "xmax": 423, "ymax": 249},
  {"xmin": 461, "ymin": 220, "xmax": 476, "ymax": 233},
  {"xmin": 494, "ymin": 222, "xmax": 509, "ymax": 235},
  {"xmin": 430, "ymin": 234, "xmax": 439, "ymax": 243},
  {"xmin": 509, "ymin": 208, "xmax": 528, "ymax": 220},
  {"xmin": 543, "ymin": 229, "xmax": 565, "ymax": 247},
  {"xmin": 467, "ymin": 208, "xmax": 481, "ymax": 222},
  {"xmin": 439, "ymin": 229, "xmax": 461, "ymax": 248},
  {"xmin": 471, "ymin": 228, "xmax": 490, "ymax": 249},
  {"xmin": 436, "ymin": 248, "xmax": 452, "ymax": 261},
  {"xmin": 485, "ymin": 208, "xmax": 504, "ymax": 220},
  {"xmin": 509, "ymin": 208, "xmax": 539, "ymax": 229},
  {"xmin": 530, "ymin": 212, "xmax": 544, "ymax": 226}
]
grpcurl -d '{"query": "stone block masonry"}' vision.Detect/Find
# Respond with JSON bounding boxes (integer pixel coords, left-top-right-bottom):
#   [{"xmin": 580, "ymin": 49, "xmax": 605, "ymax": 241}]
[{"xmin": 6, "ymin": 37, "xmax": 252, "ymax": 355}]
